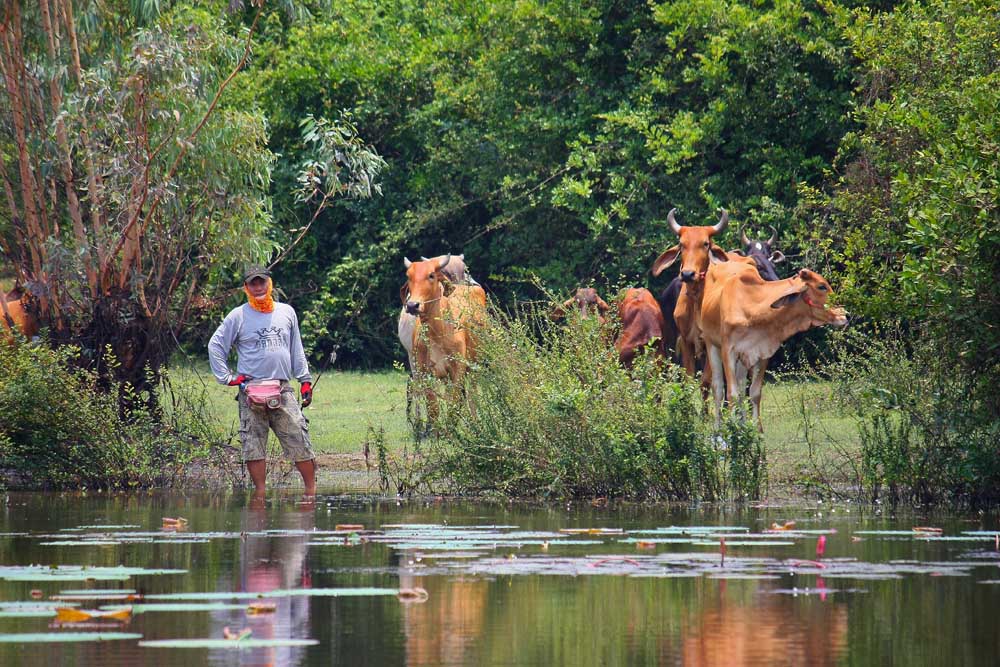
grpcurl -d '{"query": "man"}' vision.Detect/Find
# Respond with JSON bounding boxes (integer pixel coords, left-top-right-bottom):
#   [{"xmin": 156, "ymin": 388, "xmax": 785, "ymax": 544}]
[{"xmin": 208, "ymin": 266, "xmax": 317, "ymax": 495}]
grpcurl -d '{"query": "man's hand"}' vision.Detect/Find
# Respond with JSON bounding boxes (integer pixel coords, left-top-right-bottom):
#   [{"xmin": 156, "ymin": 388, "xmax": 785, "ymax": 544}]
[
  {"xmin": 300, "ymin": 381, "xmax": 313, "ymax": 408},
  {"xmin": 228, "ymin": 374, "xmax": 248, "ymax": 386}
]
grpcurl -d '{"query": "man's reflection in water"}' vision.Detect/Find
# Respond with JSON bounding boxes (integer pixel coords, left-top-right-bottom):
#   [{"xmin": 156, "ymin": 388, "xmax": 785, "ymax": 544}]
[
  {"xmin": 680, "ymin": 580, "xmax": 849, "ymax": 666},
  {"xmin": 213, "ymin": 494, "xmax": 315, "ymax": 667},
  {"xmin": 397, "ymin": 553, "xmax": 489, "ymax": 666}
]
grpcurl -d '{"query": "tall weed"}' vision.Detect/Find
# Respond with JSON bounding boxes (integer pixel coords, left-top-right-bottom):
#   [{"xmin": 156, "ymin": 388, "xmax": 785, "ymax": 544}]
[{"xmin": 406, "ymin": 304, "xmax": 764, "ymax": 500}]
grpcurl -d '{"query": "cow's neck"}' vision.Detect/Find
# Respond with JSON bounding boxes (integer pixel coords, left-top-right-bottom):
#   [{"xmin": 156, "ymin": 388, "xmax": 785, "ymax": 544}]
[{"xmin": 419, "ymin": 293, "xmax": 456, "ymax": 343}]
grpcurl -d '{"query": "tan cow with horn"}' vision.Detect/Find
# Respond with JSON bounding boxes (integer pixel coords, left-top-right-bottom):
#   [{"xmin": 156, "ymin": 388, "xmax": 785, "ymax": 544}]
[
  {"xmin": 403, "ymin": 255, "xmax": 487, "ymax": 420},
  {"xmin": 699, "ymin": 261, "xmax": 848, "ymax": 430},
  {"xmin": 650, "ymin": 208, "xmax": 730, "ymax": 380}
]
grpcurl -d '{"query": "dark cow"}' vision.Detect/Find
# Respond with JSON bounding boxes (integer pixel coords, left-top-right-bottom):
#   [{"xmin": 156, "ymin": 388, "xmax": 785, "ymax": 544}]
[
  {"xmin": 1, "ymin": 284, "xmax": 39, "ymax": 342},
  {"xmin": 614, "ymin": 288, "xmax": 666, "ymax": 368}
]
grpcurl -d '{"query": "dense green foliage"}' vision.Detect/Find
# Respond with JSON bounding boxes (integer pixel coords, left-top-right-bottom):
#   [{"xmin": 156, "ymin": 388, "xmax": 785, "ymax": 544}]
[
  {"xmin": 0, "ymin": 339, "xmax": 215, "ymax": 488},
  {"xmin": 404, "ymin": 307, "xmax": 764, "ymax": 500}
]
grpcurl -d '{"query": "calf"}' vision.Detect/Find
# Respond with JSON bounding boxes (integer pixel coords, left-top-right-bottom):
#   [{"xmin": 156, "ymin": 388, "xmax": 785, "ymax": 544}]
[
  {"xmin": 614, "ymin": 288, "xmax": 666, "ymax": 368},
  {"xmin": 552, "ymin": 287, "xmax": 611, "ymax": 325},
  {"xmin": 699, "ymin": 262, "xmax": 847, "ymax": 430}
]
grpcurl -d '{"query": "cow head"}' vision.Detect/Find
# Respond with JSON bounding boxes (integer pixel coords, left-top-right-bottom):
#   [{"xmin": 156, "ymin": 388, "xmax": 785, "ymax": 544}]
[
  {"xmin": 770, "ymin": 269, "xmax": 848, "ymax": 327},
  {"xmin": 403, "ymin": 255, "xmax": 451, "ymax": 316},
  {"xmin": 555, "ymin": 287, "xmax": 610, "ymax": 321},
  {"xmin": 735, "ymin": 226, "xmax": 784, "ymax": 281},
  {"xmin": 420, "ymin": 253, "xmax": 467, "ymax": 284},
  {"xmin": 651, "ymin": 208, "xmax": 730, "ymax": 283}
]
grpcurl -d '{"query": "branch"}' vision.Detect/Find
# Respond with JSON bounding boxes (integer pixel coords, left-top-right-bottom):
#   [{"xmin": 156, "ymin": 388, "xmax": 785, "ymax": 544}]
[{"xmin": 102, "ymin": 4, "xmax": 264, "ymax": 282}]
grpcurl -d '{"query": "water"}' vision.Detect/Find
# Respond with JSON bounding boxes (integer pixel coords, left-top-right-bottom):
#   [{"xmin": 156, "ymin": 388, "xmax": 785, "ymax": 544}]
[{"xmin": 0, "ymin": 492, "xmax": 998, "ymax": 666}]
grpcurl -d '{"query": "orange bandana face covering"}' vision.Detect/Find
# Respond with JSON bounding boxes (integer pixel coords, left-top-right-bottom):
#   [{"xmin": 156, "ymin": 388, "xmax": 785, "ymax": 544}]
[{"xmin": 244, "ymin": 278, "xmax": 275, "ymax": 313}]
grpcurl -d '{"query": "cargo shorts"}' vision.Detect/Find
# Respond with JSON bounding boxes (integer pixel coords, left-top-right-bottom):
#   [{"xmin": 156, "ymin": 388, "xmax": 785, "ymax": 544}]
[{"xmin": 238, "ymin": 381, "xmax": 315, "ymax": 463}]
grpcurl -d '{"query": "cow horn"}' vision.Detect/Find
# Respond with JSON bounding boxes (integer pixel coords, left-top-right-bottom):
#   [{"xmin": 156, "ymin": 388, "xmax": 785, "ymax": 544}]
[
  {"xmin": 403, "ymin": 257, "xmax": 412, "ymax": 268},
  {"xmin": 712, "ymin": 209, "xmax": 729, "ymax": 235},
  {"xmin": 667, "ymin": 208, "xmax": 682, "ymax": 235},
  {"xmin": 420, "ymin": 256, "xmax": 429, "ymax": 261},
  {"xmin": 438, "ymin": 254, "xmax": 451, "ymax": 270},
  {"xmin": 768, "ymin": 225, "xmax": 778, "ymax": 247},
  {"xmin": 741, "ymin": 227, "xmax": 750, "ymax": 247}
]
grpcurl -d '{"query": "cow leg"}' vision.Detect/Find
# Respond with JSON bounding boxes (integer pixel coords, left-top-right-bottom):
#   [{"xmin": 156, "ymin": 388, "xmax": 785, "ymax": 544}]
[
  {"xmin": 749, "ymin": 357, "xmax": 770, "ymax": 433},
  {"xmin": 707, "ymin": 345, "xmax": 726, "ymax": 429},
  {"xmin": 721, "ymin": 346, "xmax": 742, "ymax": 421},
  {"xmin": 677, "ymin": 335, "xmax": 697, "ymax": 377},
  {"xmin": 733, "ymin": 358, "xmax": 749, "ymax": 420}
]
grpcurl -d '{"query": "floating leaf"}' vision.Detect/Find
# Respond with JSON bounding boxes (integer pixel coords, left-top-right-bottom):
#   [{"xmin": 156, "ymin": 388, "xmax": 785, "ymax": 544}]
[
  {"xmin": 0, "ymin": 632, "xmax": 141, "ymax": 643},
  {"xmin": 139, "ymin": 638, "xmax": 319, "ymax": 649},
  {"xmin": 102, "ymin": 603, "xmax": 248, "ymax": 614},
  {"xmin": 144, "ymin": 588, "xmax": 398, "ymax": 601}
]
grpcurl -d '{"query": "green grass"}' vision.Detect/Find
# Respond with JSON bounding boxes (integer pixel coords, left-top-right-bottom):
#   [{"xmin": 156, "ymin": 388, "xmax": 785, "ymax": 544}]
[
  {"xmin": 166, "ymin": 360, "xmax": 412, "ymax": 455},
  {"xmin": 166, "ymin": 360, "xmax": 860, "ymax": 482}
]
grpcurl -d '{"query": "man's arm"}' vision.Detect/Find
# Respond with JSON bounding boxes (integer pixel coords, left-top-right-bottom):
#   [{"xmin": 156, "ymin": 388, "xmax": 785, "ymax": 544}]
[
  {"xmin": 289, "ymin": 309, "xmax": 312, "ymax": 384},
  {"xmin": 208, "ymin": 310, "xmax": 241, "ymax": 385}
]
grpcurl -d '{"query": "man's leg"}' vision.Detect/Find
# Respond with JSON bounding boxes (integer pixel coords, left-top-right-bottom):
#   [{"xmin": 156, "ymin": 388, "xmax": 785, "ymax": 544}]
[
  {"xmin": 247, "ymin": 459, "xmax": 267, "ymax": 493},
  {"xmin": 295, "ymin": 459, "xmax": 317, "ymax": 496},
  {"xmin": 274, "ymin": 385, "xmax": 318, "ymax": 495}
]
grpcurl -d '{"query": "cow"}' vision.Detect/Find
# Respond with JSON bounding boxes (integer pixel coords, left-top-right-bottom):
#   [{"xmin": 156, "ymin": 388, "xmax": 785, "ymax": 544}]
[
  {"xmin": 699, "ymin": 261, "xmax": 847, "ymax": 431},
  {"xmin": 650, "ymin": 208, "xmax": 730, "ymax": 381},
  {"xmin": 1, "ymin": 284, "xmax": 39, "ymax": 342},
  {"xmin": 614, "ymin": 288, "xmax": 666, "ymax": 368},
  {"xmin": 403, "ymin": 255, "xmax": 487, "ymax": 422},
  {"xmin": 730, "ymin": 226, "xmax": 785, "ymax": 281},
  {"xmin": 552, "ymin": 287, "xmax": 611, "ymax": 325},
  {"xmin": 398, "ymin": 254, "xmax": 472, "ymax": 372},
  {"xmin": 656, "ymin": 222, "xmax": 786, "ymax": 391}
]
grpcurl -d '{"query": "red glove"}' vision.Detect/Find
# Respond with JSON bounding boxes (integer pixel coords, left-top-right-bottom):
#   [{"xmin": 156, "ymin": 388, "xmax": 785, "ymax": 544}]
[
  {"xmin": 228, "ymin": 373, "xmax": 248, "ymax": 386},
  {"xmin": 300, "ymin": 381, "xmax": 313, "ymax": 408}
]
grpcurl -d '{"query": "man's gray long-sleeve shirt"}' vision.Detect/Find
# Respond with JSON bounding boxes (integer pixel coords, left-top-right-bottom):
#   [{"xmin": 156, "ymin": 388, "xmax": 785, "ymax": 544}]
[{"xmin": 208, "ymin": 302, "xmax": 312, "ymax": 385}]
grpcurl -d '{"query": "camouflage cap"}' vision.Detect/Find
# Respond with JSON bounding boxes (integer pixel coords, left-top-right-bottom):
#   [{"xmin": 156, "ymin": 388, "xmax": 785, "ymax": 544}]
[{"xmin": 242, "ymin": 265, "xmax": 271, "ymax": 283}]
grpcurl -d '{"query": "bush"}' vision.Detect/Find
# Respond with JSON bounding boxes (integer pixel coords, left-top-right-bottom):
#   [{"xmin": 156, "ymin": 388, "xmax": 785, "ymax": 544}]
[
  {"xmin": 827, "ymin": 325, "xmax": 1000, "ymax": 505},
  {"xmin": 407, "ymin": 303, "xmax": 765, "ymax": 501},
  {"xmin": 0, "ymin": 340, "xmax": 214, "ymax": 489}
]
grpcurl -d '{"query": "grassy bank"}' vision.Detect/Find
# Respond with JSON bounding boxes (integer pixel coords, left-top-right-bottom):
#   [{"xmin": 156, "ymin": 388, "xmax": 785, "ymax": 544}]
[{"xmin": 168, "ymin": 360, "xmax": 860, "ymax": 486}]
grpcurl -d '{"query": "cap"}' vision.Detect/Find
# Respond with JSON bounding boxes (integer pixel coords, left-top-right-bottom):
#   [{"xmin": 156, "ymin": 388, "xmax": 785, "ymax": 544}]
[{"xmin": 242, "ymin": 265, "xmax": 271, "ymax": 283}]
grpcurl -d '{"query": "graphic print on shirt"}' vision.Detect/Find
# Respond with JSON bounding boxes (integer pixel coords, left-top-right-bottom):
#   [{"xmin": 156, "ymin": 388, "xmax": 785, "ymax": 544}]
[{"xmin": 254, "ymin": 326, "xmax": 286, "ymax": 351}]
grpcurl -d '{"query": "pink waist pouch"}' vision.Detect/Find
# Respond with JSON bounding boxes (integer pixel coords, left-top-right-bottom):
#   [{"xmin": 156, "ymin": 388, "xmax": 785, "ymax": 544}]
[{"xmin": 245, "ymin": 380, "xmax": 283, "ymax": 410}]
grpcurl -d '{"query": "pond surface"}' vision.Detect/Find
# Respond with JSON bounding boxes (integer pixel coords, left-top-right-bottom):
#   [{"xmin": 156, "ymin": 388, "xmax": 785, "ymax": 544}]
[{"xmin": 0, "ymin": 491, "xmax": 998, "ymax": 666}]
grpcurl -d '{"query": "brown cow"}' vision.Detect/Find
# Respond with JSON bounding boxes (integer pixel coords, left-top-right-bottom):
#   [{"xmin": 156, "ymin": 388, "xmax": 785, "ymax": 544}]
[
  {"xmin": 552, "ymin": 287, "xmax": 611, "ymax": 325},
  {"xmin": 1, "ymin": 285, "xmax": 39, "ymax": 342},
  {"xmin": 700, "ymin": 262, "xmax": 848, "ymax": 430},
  {"xmin": 650, "ymin": 208, "xmax": 729, "ymax": 380},
  {"xmin": 614, "ymin": 288, "xmax": 666, "ymax": 368},
  {"xmin": 403, "ymin": 255, "xmax": 487, "ymax": 420}
]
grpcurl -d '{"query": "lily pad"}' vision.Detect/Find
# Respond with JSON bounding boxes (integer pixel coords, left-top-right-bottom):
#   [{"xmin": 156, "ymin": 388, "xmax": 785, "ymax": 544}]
[
  {"xmin": 0, "ymin": 632, "xmax": 142, "ymax": 643},
  {"xmin": 0, "ymin": 566, "xmax": 186, "ymax": 582},
  {"xmin": 101, "ymin": 603, "xmax": 250, "ymax": 613},
  {"xmin": 139, "ymin": 638, "xmax": 318, "ymax": 649},
  {"xmin": 144, "ymin": 588, "xmax": 399, "ymax": 601}
]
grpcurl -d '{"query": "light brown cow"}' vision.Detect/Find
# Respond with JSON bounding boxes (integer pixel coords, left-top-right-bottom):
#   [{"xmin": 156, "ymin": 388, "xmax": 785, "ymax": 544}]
[
  {"xmin": 614, "ymin": 288, "xmax": 666, "ymax": 368},
  {"xmin": 552, "ymin": 287, "xmax": 611, "ymax": 325},
  {"xmin": 403, "ymin": 255, "xmax": 487, "ymax": 420},
  {"xmin": 1, "ymin": 286, "xmax": 39, "ymax": 342},
  {"xmin": 398, "ymin": 253, "xmax": 473, "ymax": 372},
  {"xmin": 650, "ymin": 208, "xmax": 729, "ymax": 380},
  {"xmin": 699, "ymin": 262, "xmax": 848, "ymax": 430}
]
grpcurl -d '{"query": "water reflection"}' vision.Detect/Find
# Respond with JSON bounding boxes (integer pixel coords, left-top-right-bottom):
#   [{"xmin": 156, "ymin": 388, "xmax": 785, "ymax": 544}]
[
  {"xmin": 399, "ymin": 566, "xmax": 488, "ymax": 665},
  {"xmin": 211, "ymin": 495, "xmax": 315, "ymax": 667},
  {"xmin": 680, "ymin": 579, "xmax": 849, "ymax": 666}
]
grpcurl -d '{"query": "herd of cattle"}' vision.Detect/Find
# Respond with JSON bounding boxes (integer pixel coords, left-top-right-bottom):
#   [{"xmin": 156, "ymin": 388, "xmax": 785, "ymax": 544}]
[{"xmin": 399, "ymin": 209, "xmax": 847, "ymax": 431}]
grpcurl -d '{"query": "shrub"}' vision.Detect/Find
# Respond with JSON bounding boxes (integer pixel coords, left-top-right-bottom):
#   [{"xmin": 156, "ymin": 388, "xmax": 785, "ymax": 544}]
[
  {"xmin": 827, "ymin": 325, "xmax": 1000, "ymax": 505},
  {"xmin": 0, "ymin": 340, "xmax": 213, "ymax": 489},
  {"xmin": 407, "ymin": 303, "xmax": 765, "ymax": 501}
]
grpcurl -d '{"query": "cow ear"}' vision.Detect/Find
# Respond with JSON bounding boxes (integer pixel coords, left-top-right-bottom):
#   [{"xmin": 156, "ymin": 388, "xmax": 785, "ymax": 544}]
[
  {"xmin": 770, "ymin": 250, "xmax": 785, "ymax": 264},
  {"xmin": 651, "ymin": 246, "xmax": 680, "ymax": 276},
  {"xmin": 728, "ymin": 249, "xmax": 746, "ymax": 256},
  {"xmin": 441, "ymin": 277, "xmax": 456, "ymax": 296},
  {"xmin": 709, "ymin": 246, "xmax": 729, "ymax": 264},
  {"xmin": 770, "ymin": 283, "xmax": 808, "ymax": 309}
]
